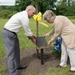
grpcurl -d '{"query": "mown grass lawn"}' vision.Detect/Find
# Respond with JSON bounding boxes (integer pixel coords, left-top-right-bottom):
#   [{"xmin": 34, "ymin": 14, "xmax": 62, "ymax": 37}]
[{"xmin": 0, "ymin": 18, "xmax": 75, "ymax": 75}]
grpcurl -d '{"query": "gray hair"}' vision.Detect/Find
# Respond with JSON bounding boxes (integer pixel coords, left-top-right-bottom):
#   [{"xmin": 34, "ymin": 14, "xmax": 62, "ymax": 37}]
[
  {"xmin": 43, "ymin": 10, "xmax": 56, "ymax": 21},
  {"xmin": 26, "ymin": 5, "xmax": 36, "ymax": 10}
]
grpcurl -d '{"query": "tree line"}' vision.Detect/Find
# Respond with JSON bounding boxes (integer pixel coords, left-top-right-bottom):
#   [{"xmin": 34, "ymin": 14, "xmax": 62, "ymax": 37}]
[{"xmin": 0, "ymin": 0, "xmax": 75, "ymax": 18}]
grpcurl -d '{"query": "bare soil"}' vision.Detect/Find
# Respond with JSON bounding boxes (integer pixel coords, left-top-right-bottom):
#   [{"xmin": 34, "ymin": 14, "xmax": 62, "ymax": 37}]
[{"xmin": 2, "ymin": 47, "xmax": 60, "ymax": 75}]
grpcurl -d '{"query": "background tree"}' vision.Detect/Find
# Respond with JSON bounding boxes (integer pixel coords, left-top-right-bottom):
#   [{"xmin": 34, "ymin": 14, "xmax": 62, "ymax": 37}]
[
  {"xmin": 15, "ymin": 0, "xmax": 57, "ymax": 13},
  {"xmin": 0, "ymin": 0, "xmax": 75, "ymax": 19},
  {"xmin": 56, "ymin": 0, "xmax": 75, "ymax": 16},
  {"xmin": 15, "ymin": 0, "xmax": 36, "ymax": 11}
]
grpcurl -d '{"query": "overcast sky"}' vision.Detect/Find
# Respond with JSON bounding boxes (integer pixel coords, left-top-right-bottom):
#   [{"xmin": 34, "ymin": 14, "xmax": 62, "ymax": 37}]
[{"xmin": 0, "ymin": 0, "xmax": 15, "ymax": 6}]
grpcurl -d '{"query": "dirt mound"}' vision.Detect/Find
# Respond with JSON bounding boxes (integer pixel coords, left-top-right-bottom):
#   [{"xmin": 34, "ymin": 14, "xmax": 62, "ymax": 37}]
[
  {"xmin": 3, "ymin": 47, "xmax": 60, "ymax": 75},
  {"xmin": 19, "ymin": 48, "xmax": 59, "ymax": 75}
]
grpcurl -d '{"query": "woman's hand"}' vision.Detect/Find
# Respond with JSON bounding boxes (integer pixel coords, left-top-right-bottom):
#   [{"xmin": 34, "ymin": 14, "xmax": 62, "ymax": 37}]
[
  {"xmin": 47, "ymin": 41, "xmax": 52, "ymax": 47},
  {"xmin": 43, "ymin": 33, "xmax": 49, "ymax": 38}
]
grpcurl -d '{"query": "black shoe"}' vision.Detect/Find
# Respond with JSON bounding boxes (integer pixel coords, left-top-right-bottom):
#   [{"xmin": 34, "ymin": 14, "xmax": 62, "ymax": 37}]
[
  {"xmin": 16, "ymin": 64, "xmax": 27, "ymax": 70},
  {"xmin": 69, "ymin": 70, "xmax": 75, "ymax": 73}
]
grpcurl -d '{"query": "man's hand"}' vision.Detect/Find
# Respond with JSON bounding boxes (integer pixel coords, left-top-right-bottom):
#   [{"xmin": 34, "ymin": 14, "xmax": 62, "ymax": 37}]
[
  {"xmin": 31, "ymin": 37, "xmax": 36, "ymax": 44},
  {"xmin": 28, "ymin": 35, "xmax": 36, "ymax": 44}
]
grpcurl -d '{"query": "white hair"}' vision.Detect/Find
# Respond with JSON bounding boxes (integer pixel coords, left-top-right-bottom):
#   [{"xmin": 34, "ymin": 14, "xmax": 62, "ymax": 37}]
[{"xmin": 43, "ymin": 10, "xmax": 56, "ymax": 21}]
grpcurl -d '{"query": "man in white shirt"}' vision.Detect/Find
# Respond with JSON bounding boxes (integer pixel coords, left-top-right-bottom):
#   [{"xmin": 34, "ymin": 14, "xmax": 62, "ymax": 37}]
[{"xmin": 2, "ymin": 5, "xmax": 36, "ymax": 75}]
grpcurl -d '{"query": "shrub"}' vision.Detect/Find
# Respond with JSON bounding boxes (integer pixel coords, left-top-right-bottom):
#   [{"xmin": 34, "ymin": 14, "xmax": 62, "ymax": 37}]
[{"xmin": 0, "ymin": 10, "xmax": 17, "ymax": 19}]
